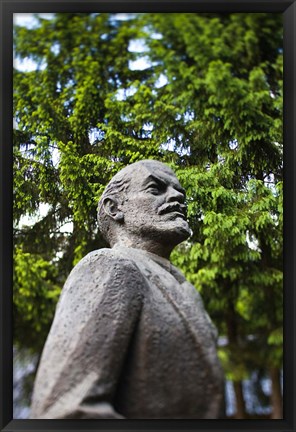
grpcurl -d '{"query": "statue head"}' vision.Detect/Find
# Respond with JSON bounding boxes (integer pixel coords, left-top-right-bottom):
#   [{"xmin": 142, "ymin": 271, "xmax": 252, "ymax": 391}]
[{"xmin": 97, "ymin": 160, "xmax": 191, "ymax": 258}]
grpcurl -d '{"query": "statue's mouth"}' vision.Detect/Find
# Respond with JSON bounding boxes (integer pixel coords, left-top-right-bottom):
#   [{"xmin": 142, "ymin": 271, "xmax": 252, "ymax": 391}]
[{"xmin": 158, "ymin": 203, "xmax": 187, "ymax": 220}]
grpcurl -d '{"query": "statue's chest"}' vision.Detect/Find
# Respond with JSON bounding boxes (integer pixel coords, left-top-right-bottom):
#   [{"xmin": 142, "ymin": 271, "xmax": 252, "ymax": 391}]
[{"xmin": 137, "ymin": 263, "xmax": 217, "ymax": 354}]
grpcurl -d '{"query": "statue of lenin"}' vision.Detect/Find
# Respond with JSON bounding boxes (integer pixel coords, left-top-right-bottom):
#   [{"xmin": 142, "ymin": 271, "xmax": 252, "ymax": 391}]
[{"xmin": 30, "ymin": 160, "xmax": 225, "ymax": 419}]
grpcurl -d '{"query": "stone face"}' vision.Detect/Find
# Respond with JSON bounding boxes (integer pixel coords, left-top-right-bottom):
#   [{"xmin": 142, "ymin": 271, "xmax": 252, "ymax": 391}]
[{"xmin": 30, "ymin": 160, "xmax": 225, "ymax": 419}]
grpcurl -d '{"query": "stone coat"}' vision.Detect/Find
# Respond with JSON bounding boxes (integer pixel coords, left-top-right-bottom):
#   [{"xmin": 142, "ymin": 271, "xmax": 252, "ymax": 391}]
[{"xmin": 30, "ymin": 245, "xmax": 225, "ymax": 419}]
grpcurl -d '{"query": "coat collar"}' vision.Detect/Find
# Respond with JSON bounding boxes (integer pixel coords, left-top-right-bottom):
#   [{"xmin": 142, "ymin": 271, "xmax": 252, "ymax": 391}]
[{"xmin": 113, "ymin": 244, "xmax": 186, "ymax": 284}]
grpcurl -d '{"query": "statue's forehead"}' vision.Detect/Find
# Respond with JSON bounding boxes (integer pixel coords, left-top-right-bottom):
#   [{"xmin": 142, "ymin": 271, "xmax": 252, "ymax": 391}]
[
  {"xmin": 129, "ymin": 163, "xmax": 182, "ymax": 189},
  {"xmin": 138, "ymin": 163, "xmax": 173, "ymax": 176}
]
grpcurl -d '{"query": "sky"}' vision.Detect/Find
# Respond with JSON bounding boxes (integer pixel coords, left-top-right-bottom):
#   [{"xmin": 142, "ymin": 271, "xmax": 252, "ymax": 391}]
[
  {"xmin": 13, "ymin": 12, "xmax": 168, "ymax": 84},
  {"xmin": 14, "ymin": 13, "xmax": 152, "ymax": 72}
]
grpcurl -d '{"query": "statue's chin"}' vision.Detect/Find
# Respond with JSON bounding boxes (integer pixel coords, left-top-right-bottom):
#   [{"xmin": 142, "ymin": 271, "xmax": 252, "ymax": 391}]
[
  {"xmin": 150, "ymin": 220, "xmax": 191, "ymax": 245},
  {"xmin": 170, "ymin": 226, "xmax": 191, "ymax": 244},
  {"xmin": 121, "ymin": 219, "xmax": 191, "ymax": 249}
]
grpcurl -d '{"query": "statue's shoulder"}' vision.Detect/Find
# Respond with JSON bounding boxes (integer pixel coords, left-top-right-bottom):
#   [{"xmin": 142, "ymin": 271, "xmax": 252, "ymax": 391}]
[
  {"xmin": 61, "ymin": 248, "xmax": 146, "ymax": 300},
  {"xmin": 82, "ymin": 247, "xmax": 117, "ymax": 263},
  {"xmin": 72, "ymin": 247, "xmax": 142, "ymax": 276}
]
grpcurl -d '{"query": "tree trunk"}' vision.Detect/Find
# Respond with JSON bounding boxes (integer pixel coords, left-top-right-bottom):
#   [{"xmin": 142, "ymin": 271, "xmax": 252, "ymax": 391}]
[
  {"xmin": 233, "ymin": 380, "xmax": 246, "ymax": 419},
  {"xmin": 270, "ymin": 367, "xmax": 283, "ymax": 419},
  {"xmin": 225, "ymin": 296, "xmax": 247, "ymax": 419}
]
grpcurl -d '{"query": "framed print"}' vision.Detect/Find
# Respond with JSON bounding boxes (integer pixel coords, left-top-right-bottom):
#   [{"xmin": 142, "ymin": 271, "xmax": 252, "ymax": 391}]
[{"xmin": 1, "ymin": 0, "xmax": 295, "ymax": 431}]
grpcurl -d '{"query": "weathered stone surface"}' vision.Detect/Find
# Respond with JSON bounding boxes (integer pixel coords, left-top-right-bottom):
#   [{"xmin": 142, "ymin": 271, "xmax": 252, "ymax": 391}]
[{"xmin": 30, "ymin": 160, "xmax": 225, "ymax": 419}]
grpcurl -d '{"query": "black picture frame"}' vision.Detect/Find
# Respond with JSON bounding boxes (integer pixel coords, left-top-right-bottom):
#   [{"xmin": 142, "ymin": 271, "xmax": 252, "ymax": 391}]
[{"xmin": 1, "ymin": 1, "xmax": 295, "ymax": 431}]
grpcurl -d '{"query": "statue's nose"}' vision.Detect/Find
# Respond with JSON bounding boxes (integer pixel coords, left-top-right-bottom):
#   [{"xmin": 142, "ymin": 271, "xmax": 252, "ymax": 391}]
[{"xmin": 166, "ymin": 186, "xmax": 185, "ymax": 203}]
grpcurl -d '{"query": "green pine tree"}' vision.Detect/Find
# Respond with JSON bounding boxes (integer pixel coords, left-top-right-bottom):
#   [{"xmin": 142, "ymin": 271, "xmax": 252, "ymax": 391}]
[{"xmin": 13, "ymin": 12, "xmax": 283, "ymax": 418}]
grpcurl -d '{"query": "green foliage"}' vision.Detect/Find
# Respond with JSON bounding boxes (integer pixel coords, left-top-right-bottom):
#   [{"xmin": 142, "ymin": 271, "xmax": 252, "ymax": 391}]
[
  {"xmin": 14, "ymin": 247, "xmax": 61, "ymax": 351},
  {"xmin": 14, "ymin": 12, "xmax": 283, "ymax": 413}
]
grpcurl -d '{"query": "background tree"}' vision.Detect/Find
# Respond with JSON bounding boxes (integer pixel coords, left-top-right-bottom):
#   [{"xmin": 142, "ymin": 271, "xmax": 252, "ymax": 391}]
[{"xmin": 13, "ymin": 12, "xmax": 283, "ymax": 418}]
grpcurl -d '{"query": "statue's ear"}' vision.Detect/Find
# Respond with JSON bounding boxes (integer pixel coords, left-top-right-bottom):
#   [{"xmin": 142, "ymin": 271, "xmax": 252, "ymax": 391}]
[{"xmin": 102, "ymin": 197, "xmax": 124, "ymax": 222}]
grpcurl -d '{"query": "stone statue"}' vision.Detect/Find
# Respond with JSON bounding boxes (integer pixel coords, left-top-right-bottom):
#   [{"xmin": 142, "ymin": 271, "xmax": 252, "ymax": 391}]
[{"xmin": 30, "ymin": 159, "xmax": 225, "ymax": 419}]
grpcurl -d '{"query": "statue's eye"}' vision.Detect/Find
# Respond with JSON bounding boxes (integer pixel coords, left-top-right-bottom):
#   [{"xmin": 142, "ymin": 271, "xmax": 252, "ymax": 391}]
[
  {"xmin": 146, "ymin": 182, "xmax": 165, "ymax": 194},
  {"xmin": 147, "ymin": 185, "xmax": 160, "ymax": 194}
]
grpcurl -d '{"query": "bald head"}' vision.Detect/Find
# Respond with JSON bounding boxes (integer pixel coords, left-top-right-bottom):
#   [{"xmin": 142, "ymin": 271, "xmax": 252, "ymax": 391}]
[{"xmin": 100, "ymin": 160, "xmax": 175, "ymax": 201}]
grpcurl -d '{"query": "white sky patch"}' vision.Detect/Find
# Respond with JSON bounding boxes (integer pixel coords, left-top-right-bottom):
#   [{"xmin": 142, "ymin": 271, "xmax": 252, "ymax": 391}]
[
  {"xmin": 37, "ymin": 13, "xmax": 55, "ymax": 20},
  {"xmin": 142, "ymin": 123, "xmax": 153, "ymax": 137},
  {"xmin": 246, "ymin": 231, "xmax": 260, "ymax": 251},
  {"xmin": 128, "ymin": 39, "xmax": 149, "ymax": 53},
  {"xmin": 143, "ymin": 123, "xmax": 153, "ymax": 131},
  {"xmin": 18, "ymin": 203, "xmax": 50, "ymax": 228},
  {"xmin": 14, "ymin": 13, "xmax": 38, "ymax": 28},
  {"xmin": 14, "ymin": 57, "xmax": 47, "ymax": 72},
  {"xmin": 161, "ymin": 138, "xmax": 176, "ymax": 152},
  {"xmin": 151, "ymin": 32, "xmax": 163, "ymax": 40},
  {"xmin": 184, "ymin": 111, "xmax": 195, "ymax": 123},
  {"xmin": 264, "ymin": 173, "xmax": 275, "ymax": 183},
  {"xmin": 273, "ymin": 141, "xmax": 283, "ymax": 151},
  {"xmin": 116, "ymin": 86, "xmax": 137, "ymax": 101},
  {"xmin": 161, "ymin": 137, "xmax": 191, "ymax": 157},
  {"xmin": 129, "ymin": 56, "xmax": 151, "ymax": 71},
  {"xmin": 229, "ymin": 139, "xmax": 238, "ymax": 150},
  {"xmin": 142, "ymin": 25, "xmax": 163, "ymax": 40},
  {"xmin": 155, "ymin": 73, "xmax": 168, "ymax": 88},
  {"xmin": 112, "ymin": 13, "xmax": 136, "ymax": 21},
  {"xmin": 89, "ymin": 127, "xmax": 105, "ymax": 144},
  {"xmin": 59, "ymin": 220, "xmax": 74, "ymax": 234},
  {"xmin": 14, "ymin": 13, "xmax": 48, "ymax": 72},
  {"xmin": 18, "ymin": 203, "xmax": 73, "ymax": 234},
  {"xmin": 14, "ymin": 118, "xmax": 19, "ymax": 129},
  {"xmin": 52, "ymin": 147, "xmax": 60, "ymax": 168},
  {"xmin": 14, "ymin": 13, "xmax": 55, "ymax": 28},
  {"xmin": 51, "ymin": 42, "xmax": 60, "ymax": 56}
]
